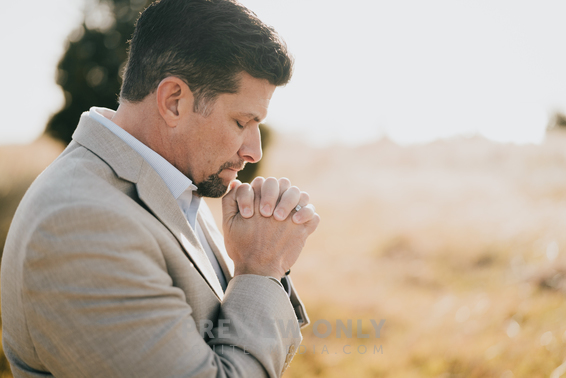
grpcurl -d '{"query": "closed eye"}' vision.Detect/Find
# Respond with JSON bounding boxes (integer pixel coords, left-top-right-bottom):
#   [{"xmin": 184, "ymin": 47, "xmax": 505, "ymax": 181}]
[{"xmin": 236, "ymin": 121, "xmax": 244, "ymax": 129}]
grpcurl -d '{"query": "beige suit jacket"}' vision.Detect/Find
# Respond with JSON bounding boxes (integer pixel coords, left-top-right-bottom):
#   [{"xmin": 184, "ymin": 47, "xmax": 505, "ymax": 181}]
[{"xmin": 1, "ymin": 114, "xmax": 309, "ymax": 378}]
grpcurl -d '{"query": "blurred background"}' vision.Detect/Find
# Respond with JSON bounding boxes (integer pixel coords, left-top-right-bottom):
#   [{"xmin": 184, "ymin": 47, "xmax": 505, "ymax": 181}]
[{"xmin": 2, "ymin": 0, "xmax": 566, "ymax": 377}]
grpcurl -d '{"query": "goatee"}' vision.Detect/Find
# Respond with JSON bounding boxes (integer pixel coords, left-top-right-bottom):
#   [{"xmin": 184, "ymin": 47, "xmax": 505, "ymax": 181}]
[{"xmin": 196, "ymin": 160, "xmax": 245, "ymax": 198}]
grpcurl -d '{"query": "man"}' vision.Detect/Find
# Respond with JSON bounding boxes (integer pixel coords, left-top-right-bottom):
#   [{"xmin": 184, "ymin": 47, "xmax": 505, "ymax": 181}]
[{"xmin": 1, "ymin": 0, "xmax": 319, "ymax": 377}]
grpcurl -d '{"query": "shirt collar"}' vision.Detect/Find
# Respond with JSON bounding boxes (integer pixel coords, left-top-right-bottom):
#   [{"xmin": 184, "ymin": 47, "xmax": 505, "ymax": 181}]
[{"xmin": 88, "ymin": 106, "xmax": 198, "ymax": 199}]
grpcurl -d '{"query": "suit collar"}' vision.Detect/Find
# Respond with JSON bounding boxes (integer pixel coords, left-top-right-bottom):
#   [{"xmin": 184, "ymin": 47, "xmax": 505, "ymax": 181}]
[
  {"xmin": 72, "ymin": 113, "xmax": 226, "ymax": 300},
  {"xmin": 73, "ymin": 112, "xmax": 143, "ymax": 184},
  {"xmin": 88, "ymin": 107, "xmax": 197, "ymax": 200}
]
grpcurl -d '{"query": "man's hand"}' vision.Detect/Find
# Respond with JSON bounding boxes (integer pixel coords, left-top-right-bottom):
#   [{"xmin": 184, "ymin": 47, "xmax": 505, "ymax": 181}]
[
  {"xmin": 222, "ymin": 177, "xmax": 320, "ymax": 278},
  {"xmin": 234, "ymin": 177, "xmax": 317, "ymax": 224}
]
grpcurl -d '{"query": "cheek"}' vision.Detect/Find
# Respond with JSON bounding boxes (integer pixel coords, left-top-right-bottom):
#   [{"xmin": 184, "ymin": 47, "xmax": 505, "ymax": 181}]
[
  {"xmin": 216, "ymin": 132, "xmax": 243, "ymax": 157},
  {"xmin": 198, "ymin": 123, "xmax": 243, "ymax": 167}
]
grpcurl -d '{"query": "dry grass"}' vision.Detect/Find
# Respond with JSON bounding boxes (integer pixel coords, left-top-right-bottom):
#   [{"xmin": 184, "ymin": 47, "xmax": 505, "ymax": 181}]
[
  {"xmin": 0, "ymin": 137, "xmax": 65, "ymax": 256},
  {"xmin": 3, "ymin": 131, "xmax": 566, "ymax": 377},
  {"xmin": 241, "ymin": 130, "xmax": 566, "ymax": 377}
]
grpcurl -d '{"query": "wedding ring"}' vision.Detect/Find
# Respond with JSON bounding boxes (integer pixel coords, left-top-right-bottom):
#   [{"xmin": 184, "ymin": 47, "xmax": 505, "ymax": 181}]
[{"xmin": 294, "ymin": 204, "xmax": 302, "ymax": 212}]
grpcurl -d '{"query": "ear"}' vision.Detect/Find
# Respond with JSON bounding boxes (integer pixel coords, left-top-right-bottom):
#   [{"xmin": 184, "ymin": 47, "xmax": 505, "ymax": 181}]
[{"xmin": 156, "ymin": 76, "xmax": 193, "ymax": 128}]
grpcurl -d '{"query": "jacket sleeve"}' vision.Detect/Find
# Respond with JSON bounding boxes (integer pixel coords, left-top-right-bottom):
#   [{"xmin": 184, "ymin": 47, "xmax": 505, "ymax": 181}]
[{"xmin": 18, "ymin": 204, "xmax": 301, "ymax": 378}]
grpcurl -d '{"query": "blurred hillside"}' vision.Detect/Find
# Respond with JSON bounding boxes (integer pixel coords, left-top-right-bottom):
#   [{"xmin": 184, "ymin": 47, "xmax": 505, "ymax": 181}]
[
  {"xmin": 0, "ymin": 137, "xmax": 65, "ymax": 257},
  {"xmin": 212, "ymin": 130, "xmax": 566, "ymax": 377},
  {"xmin": 3, "ymin": 131, "xmax": 566, "ymax": 377}
]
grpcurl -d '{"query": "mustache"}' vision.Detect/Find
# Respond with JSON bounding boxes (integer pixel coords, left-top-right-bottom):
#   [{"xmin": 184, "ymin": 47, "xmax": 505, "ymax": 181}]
[{"xmin": 217, "ymin": 160, "xmax": 246, "ymax": 173}]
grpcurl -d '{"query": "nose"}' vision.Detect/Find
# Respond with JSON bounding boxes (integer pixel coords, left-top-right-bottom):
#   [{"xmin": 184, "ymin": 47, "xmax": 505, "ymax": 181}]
[{"xmin": 239, "ymin": 125, "xmax": 262, "ymax": 163}]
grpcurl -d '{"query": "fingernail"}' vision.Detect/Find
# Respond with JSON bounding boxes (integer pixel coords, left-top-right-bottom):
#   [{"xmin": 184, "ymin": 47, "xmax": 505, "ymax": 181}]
[
  {"xmin": 261, "ymin": 204, "xmax": 271, "ymax": 216},
  {"xmin": 292, "ymin": 213, "xmax": 301, "ymax": 223},
  {"xmin": 242, "ymin": 208, "xmax": 252, "ymax": 217}
]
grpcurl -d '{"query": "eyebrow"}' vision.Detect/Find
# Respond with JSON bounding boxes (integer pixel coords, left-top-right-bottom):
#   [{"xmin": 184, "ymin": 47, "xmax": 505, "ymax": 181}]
[{"xmin": 238, "ymin": 112, "xmax": 263, "ymax": 123}]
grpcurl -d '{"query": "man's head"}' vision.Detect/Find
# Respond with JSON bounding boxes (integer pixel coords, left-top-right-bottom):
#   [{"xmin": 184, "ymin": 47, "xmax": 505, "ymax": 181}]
[
  {"xmin": 120, "ymin": 0, "xmax": 292, "ymax": 114},
  {"xmin": 117, "ymin": 0, "xmax": 292, "ymax": 198}
]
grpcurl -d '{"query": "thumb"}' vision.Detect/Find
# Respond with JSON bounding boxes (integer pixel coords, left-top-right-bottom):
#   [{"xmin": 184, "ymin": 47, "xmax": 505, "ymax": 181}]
[{"xmin": 222, "ymin": 180, "xmax": 242, "ymax": 223}]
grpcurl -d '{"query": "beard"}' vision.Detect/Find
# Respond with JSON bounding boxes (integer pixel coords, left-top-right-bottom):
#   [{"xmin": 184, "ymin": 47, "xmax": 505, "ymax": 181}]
[{"xmin": 195, "ymin": 160, "xmax": 245, "ymax": 198}]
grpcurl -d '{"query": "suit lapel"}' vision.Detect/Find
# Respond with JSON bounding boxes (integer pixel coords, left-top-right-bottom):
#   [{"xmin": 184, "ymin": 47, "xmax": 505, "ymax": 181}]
[
  {"xmin": 72, "ymin": 113, "xmax": 225, "ymax": 301},
  {"xmin": 197, "ymin": 208, "xmax": 234, "ymax": 284},
  {"xmin": 136, "ymin": 166, "xmax": 225, "ymax": 300}
]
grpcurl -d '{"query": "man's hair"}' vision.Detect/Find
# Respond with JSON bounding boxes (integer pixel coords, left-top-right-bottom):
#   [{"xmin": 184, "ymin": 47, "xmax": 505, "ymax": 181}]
[{"xmin": 120, "ymin": 0, "xmax": 293, "ymax": 114}]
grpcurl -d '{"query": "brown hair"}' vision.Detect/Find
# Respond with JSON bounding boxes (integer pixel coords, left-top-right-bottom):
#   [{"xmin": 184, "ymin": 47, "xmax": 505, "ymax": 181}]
[{"xmin": 120, "ymin": 0, "xmax": 293, "ymax": 114}]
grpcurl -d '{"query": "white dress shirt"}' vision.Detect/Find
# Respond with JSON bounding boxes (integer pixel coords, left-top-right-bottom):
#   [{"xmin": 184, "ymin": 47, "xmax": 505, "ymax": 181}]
[{"xmin": 89, "ymin": 107, "xmax": 227, "ymax": 290}]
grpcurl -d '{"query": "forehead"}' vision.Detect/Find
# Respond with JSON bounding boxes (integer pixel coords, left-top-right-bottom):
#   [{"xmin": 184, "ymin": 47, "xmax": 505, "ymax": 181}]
[{"xmin": 221, "ymin": 72, "xmax": 276, "ymax": 122}]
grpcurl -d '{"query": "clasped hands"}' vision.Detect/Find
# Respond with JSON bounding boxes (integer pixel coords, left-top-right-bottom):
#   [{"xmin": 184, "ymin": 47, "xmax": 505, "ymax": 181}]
[{"xmin": 222, "ymin": 177, "xmax": 320, "ymax": 278}]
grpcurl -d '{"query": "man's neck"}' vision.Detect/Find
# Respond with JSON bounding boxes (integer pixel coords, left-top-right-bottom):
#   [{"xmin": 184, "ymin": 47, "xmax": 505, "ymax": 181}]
[{"xmin": 112, "ymin": 97, "xmax": 169, "ymax": 158}]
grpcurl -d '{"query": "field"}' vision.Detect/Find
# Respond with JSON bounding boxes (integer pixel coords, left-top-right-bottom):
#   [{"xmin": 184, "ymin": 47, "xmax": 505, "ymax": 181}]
[{"xmin": 2, "ymin": 130, "xmax": 566, "ymax": 377}]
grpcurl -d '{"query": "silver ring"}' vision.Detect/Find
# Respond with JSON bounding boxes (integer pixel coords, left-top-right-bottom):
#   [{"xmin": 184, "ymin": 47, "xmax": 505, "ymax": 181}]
[{"xmin": 294, "ymin": 204, "xmax": 302, "ymax": 212}]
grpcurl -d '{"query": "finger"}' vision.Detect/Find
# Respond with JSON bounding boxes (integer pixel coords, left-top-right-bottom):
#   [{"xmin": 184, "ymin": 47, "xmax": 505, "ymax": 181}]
[
  {"xmin": 235, "ymin": 183, "xmax": 254, "ymax": 218},
  {"xmin": 222, "ymin": 180, "xmax": 243, "ymax": 221},
  {"xmin": 250, "ymin": 176, "xmax": 265, "ymax": 213},
  {"xmin": 273, "ymin": 186, "xmax": 301, "ymax": 221},
  {"xmin": 291, "ymin": 191, "xmax": 311, "ymax": 223},
  {"xmin": 229, "ymin": 179, "xmax": 242, "ymax": 191},
  {"xmin": 298, "ymin": 191, "xmax": 310, "ymax": 208},
  {"xmin": 292, "ymin": 203, "xmax": 316, "ymax": 224},
  {"xmin": 278, "ymin": 177, "xmax": 292, "ymax": 199},
  {"xmin": 304, "ymin": 212, "xmax": 321, "ymax": 235},
  {"xmin": 260, "ymin": 177, "xmax": 280, "ymax": 217}
]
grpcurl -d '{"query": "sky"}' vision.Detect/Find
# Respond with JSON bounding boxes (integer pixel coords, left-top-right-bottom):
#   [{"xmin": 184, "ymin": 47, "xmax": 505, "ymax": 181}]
[{"xmin": 2, "ymin": 0, "xmax": 566, "ymax": 147}]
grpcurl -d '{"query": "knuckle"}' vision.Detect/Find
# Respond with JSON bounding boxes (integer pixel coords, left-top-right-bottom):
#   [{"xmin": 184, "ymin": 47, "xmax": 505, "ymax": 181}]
[
  {"xmin": 251, "ymin": 176, "xmax": 265, "ymax": 186},
  {"xmin": 308, "ymin": 214, "xmax": 320, "ymax": 227},
  {"xmin": 279, "ymin": 177, "xmax": 291, "ymax": 186},
  {"xmin": 300, "ymin": 191, "xmax": 310, "ymax": 203},
  {"xmin": 229, "ymin": 180, "xmax": 241, "ymax": 190},
  {"xmin": 289, "ymin": 186, "xmax": 301, "ymax": 196},
  {"xmin": 236, "ymin": 183, "xmax": 252, "ymax": 194}
]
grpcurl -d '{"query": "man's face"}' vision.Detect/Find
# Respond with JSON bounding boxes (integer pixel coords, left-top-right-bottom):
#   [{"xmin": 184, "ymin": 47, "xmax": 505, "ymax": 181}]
[{"xmin": 170, "ymin": 72, "xmax": 276, "ymax": 197}]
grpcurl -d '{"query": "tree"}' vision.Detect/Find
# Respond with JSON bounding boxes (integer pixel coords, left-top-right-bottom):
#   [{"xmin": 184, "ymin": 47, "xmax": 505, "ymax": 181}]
[
  {"xmin": 547, "ymin": 111, "xmax": 566, "ymax": 130},
  {"xmin": 45, "ymin": 0, "xmax": 270, "ymax": 183}
]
